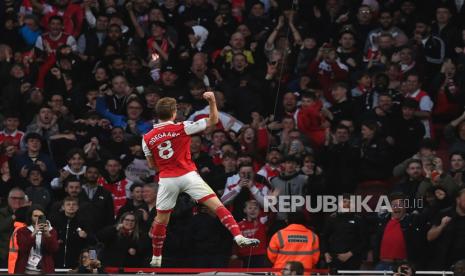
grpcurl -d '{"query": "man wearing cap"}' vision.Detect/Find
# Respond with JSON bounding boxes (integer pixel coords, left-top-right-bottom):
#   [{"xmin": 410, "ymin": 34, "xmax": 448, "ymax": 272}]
[
  {"xmin": 175, "ymin": 94, "xmax": 194, "ymax": 121},
  {"xmin": 158, "ymin": 63, "xmax": 185, "ymax": 99},
  {"xmin": 11, "ymin": 133, "xmax": 58, "ymax": 182}
]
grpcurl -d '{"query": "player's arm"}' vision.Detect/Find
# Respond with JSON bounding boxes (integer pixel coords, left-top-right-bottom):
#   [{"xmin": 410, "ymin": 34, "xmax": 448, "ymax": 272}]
[
  {"xmin": 142, "ymin": 138, "xmax": 158, "ymax": 171},
  {"xmin": 184, "ymin": 91, "xmax": 219, "ymax": 135},
  {"xmin": 203, "ymin": 91, "xmax": 219, "ymax": 127},
  {"xmin": 145, "ymin": 157, "xmax": 158, "ymax": 171}
]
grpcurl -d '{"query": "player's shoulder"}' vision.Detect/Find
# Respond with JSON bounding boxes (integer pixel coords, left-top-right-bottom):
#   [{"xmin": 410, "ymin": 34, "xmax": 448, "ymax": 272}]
[
  {"xmin": 151, "ymin": 121, "xmax": 183, "ymax": 130},
  {"xmin": 181, "ymin": 120, "xmax": 195, "ymax": 126}
]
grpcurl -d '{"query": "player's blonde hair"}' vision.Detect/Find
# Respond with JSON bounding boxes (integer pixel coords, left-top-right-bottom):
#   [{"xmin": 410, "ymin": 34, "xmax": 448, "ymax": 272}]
[{"xmin": 156, "ymin": 97, "xmax": 177, "ymax": 120}]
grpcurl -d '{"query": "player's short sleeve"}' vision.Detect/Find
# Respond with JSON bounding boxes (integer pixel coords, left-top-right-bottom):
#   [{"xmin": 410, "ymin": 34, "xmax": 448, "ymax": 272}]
[
  {"xmin": 419, "ymin": 95, "xmax": 433, "ymax": 112},
  {"xmin": 183, "ymin": 119, "xmax": 208, "ymax": 135},
  {"xmin": 142, "ymin": 138, "xmax": 152, "ymax": 157},
  {"xmin": 35, "ymin": 36, "xmax": 44, "ymax": 50}
]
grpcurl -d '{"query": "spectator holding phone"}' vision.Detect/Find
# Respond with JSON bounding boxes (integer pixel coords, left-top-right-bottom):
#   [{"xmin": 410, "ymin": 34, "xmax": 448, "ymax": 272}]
[
  {"xmin": 14, "ymin": 205, "xmax": 59, "ymax": 274},
  {"xmin": 393, "ymin": 261, "xmax": 415, "ymax": 276},
  {"xmin": 73, "ymin": 248, "xmax": 104, "ymax": 274},
  {"xmin": 221, "ymin": 162, "xmax": 270, "ymax": 221}
]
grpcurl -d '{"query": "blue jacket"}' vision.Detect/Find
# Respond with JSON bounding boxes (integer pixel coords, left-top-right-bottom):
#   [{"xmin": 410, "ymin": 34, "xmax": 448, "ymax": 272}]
[
  {"xmin": 96, "ymin": 97, "xmax": 151, "ymax": 135},
  {"xmin": 11, "ymin": 152, "xmax": 58, "ymax": 182}
]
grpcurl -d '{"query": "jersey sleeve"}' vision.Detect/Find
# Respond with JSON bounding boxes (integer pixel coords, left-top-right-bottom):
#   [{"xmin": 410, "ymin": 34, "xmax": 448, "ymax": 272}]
[
  {"xmin": 419, "ymin": 95, "xmax": 434, "ymax": 112},
  {"xmin": 142, "ymin": 138, "xmax": 152, "ymax": 157},
  {"xmin": 183, "ymin": 119, "xmax": 208, "ymax": 135}
]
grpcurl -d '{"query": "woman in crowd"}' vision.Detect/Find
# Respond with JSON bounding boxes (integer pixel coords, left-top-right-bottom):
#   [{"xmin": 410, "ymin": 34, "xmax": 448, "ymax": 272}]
[
  {"xmin": 72, "ymin": 248, "xmax": 105, "ymax": 274},
  {"xmin": 96, "ymin": 212, "xmax": 150, "ymax": 268}
]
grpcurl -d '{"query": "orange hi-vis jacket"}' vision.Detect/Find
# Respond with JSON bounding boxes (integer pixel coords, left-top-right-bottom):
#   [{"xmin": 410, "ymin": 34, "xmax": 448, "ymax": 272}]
[
  {"xmin": 267, "ymin": 224, "xmax": 320, "ymax": 272},
  {"xmin": 8, "ymin": 221, "xmax": 26, "ymax": 274}
]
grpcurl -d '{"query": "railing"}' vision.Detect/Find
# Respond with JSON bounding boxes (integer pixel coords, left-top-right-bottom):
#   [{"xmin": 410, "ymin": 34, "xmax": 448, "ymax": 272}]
[
  {"xmin": 0, "ymin": 268, "xmax": 454, "ymax": 275},
  {"xmin": 337, "ymin": 271, "xmax": 454, "ymax": 275}
]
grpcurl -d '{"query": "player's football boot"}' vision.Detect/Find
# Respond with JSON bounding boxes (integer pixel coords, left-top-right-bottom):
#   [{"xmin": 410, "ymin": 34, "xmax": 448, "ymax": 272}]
[
  {"xmin": 234, "ymin": 235, "xmax": 260, "ymax": 247},
  {"xmin": 150, "ymin": 255, "xmax": 162, "ymax": 267}
]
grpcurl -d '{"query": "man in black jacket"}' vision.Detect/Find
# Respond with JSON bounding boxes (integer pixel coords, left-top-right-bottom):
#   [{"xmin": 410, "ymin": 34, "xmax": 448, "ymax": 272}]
[
  {"xmin": 81, "ymin": 165, "xmax": 115, "ymax": 232},
  {"xmin": 76, "ymin": 13, "xmax": 109, "ymax": 66},
  {"xmin": 413, "ymin": 18, "xmax": 446, "ymax": 83},
  {"xmin": 427, "ymin": 188, "xmax": 465, "ymax": 269},
  {"xmin": 374, "ymin": 193, "xmax": 427, "ymax": 270},
  {"xmin": 329, "ymin": 82, "xmax": 360, "ymax": 125},
  {"xmin": 321, "ymin": 195, "xmax": 368, "ymax": 271},
  {"xmin": 391, "ymin": 99, "xmax": 426, "ymax": 163},
  {"xmin": 117, "ymin": 183, "xmax": 144, "ymax": 220},
  {"xmin": 218, "ymin": 53, "xmax": 264, "ymax": 122},
  {"xmin": 392, "ymin": 159, "xmax": 424, "ymax": 208},
  {"xmin": 186, "ymin": 205, "xmax": 233, "ymax": 268},
  {"xmin": 320, "ymin": 124, "xmax": 360, "ymax": 195},
  {"xmin": 49, "ymin": 196, "xmax": 93, "ymax": 268}
]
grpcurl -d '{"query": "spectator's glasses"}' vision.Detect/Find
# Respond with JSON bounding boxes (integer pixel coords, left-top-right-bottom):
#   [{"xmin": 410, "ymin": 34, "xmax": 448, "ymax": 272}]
[{"xmin": 123, "ymin": 218, "xmax": 136, "ymax": 222}]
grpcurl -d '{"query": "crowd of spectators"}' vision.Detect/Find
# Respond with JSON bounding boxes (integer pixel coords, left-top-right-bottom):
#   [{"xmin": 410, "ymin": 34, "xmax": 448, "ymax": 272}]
[{"xmin": 1, "ymin": 0, "xmax": 465, "ymax": 273}]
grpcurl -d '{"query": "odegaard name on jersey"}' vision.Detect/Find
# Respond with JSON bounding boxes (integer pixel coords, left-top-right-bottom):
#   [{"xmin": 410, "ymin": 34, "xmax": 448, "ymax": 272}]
[{"xmin": 148, "ymin": 132, "xmax": 181, "ymax": 145}]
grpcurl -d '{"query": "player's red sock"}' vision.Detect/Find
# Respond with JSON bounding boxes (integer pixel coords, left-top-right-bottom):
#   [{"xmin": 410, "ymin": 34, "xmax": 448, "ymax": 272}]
[
  {"xmin": 215, "ymin": 206, "xmax": 241, "ymax": 237},
  {"xmin": 151, "ymin": 221, "xmax": 167, "ymax": 256}
]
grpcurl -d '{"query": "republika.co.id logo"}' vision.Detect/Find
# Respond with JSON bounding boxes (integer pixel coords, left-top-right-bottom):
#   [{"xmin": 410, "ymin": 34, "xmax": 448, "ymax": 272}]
[{"xmin": 264, "ymin": 195, "xmax": 423, "ymax": 213}]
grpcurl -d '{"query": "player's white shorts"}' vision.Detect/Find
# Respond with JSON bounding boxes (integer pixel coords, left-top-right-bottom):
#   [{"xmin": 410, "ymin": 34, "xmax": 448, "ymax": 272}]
[{"xmin": 156, "ymin": 171, "xmax": 216, "ymax": 212}]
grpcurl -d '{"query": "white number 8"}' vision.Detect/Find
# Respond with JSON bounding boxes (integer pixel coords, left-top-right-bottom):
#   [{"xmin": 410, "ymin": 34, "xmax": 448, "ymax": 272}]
[{"xmin": 157, "ymin": 140, "xmax": 174, "ymax": 159}]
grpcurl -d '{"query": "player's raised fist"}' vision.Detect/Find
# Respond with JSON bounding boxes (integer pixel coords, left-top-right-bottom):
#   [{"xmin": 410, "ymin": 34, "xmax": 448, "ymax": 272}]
[{"xmin": 203, "ymin": 91, "xmax": 216, "ymax": 102}]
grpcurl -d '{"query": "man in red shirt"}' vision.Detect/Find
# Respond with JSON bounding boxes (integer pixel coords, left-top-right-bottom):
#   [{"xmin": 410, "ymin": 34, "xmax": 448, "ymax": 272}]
[
  {"xmin": 374, "ymin": 193, "xmax": 425, "ymax": 270},
  {"xmin": 142, "ymin": 92, "xmax": 259, "ymax": 267},
  {"xmin": 35, "ymin": 16, "xmax": 77, "ymax": 57},
  {"xmin": 31, "ymin": 0, "xmax": 84, "ymax": 38}
]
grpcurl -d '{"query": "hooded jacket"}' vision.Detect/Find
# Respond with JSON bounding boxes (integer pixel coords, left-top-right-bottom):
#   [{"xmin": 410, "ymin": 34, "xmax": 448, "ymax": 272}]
[
  {"xmin": 270, "ymin": 172, "xmax": 308, "ymax": 220},
  {"xmin": 50, "ymin": 165, "xmax": 87, "ymax": 190}
]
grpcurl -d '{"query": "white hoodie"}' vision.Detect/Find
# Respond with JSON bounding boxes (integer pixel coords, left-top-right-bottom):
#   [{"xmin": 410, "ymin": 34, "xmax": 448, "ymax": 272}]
[{"xmin": 50, "ymin": 165, "xmax": 87, "ymax": 190}]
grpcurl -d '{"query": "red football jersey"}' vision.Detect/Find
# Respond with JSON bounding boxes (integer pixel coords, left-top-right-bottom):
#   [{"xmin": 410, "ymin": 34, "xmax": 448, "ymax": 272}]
[
  {"xmin": 237, "ymin": 218, "xmax": 267, "ymax": 256},
  {"xmin": 98, "ymin": 176, "xmax": 130, "ymax": 216},
  {"xmin": 0, "ymin": 130, "xmax": 24, "ymax": 149},
  {"xmin": 142, "ymin": 119, "xmax": 207, "ymax": 178}
]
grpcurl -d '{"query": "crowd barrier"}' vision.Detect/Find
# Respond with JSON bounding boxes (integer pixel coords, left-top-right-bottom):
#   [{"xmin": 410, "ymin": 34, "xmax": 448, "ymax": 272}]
[
  {"xmin": 0, "ymin": 268, "xmax": 455, "ymax": 275},
  {"xmin": 337, "ymin": 270, "xmax": 454, "ymax": 275}
]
